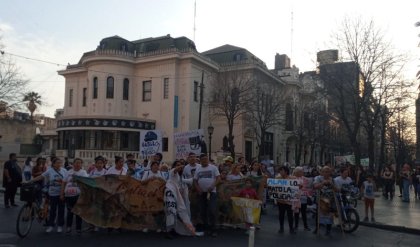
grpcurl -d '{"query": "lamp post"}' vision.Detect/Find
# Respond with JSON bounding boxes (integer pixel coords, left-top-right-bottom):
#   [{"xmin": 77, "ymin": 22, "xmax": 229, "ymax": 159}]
[{"xmin": 208, "ymin": 123, "xmax": 214, "ymax": 160}]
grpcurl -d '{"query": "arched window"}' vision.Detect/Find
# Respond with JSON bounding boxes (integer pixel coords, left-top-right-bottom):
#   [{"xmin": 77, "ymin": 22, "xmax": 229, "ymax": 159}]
[
  {"xmin": 285, "ymin": 103, "xmax": 293, "ymax": 131},
  {"xmin": 123, "ymin": 78, "xmax": 129, "ymax": 100},
  {"xmin": 93, "ymin": 77, "xmax": 98, "ymax": 99},
  {"xmin": 106, "ymin": 76, "xmax": 114, "ymax": 99}
]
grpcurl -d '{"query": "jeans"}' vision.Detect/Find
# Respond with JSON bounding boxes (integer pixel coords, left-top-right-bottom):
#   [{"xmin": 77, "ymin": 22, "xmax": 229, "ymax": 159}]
[
  {"xmin": 402, "ymin": 179, "xmax": 410, "ymax": 201},
  {"xmin": 198, "ymin": 192, "xmax": 217, "ymax": 232},
  {"xmin": 23, "ymin": 171, "xmax": 31, "ymax": 181},
  {"xmin": 66, "ymin": 196, "xmax": 82, "ymax": 230},
  {"xmin": 48, "ymin": 195, "xmax": 65, "ymax": 227},
  {"xmin": 278, "ymin": 203, "xmax": 293, "ymax": 230},
  {"xmin": 4, "ymin": 182, "xmax": 18, "ymax": 206}
]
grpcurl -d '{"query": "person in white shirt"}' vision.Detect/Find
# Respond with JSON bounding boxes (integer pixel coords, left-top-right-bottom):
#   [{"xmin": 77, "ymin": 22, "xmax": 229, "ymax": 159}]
[
  {"xmin": 25, "ymin": 158, "xmax": 68, "ymax": 233},
  {"xmin": 334, "ymin": 167, "xmax": 353, "ymax": 191},
  {"xmin": 183, "ymin": 153, "xmax": 201, "ymax": 182},
  {"xmin": 226, "ymin": 164, "xmax": 243, "ymax": 181},
  {"xmin": 89, "ymin": 156, "xmax": 107, "ymax": 178},
  {"xmin": 142, "ymin": 161, "xmax": 164, "ymax": 181},
  {"xmin": 60, "ymin": 158, "xmax": 88, "ymax": 234},
  {"xmin": 106, "ymin": 156, "xmax": 127, "ymax": 175},
  {"xmin": 194, "ymin": 154, "xmax": 220, "ymax": 237}
]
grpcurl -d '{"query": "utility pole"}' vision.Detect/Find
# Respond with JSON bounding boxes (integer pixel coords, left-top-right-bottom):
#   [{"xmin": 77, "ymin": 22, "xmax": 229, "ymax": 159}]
[{"xmin": 198, "ymin": 71, "xmax": 204, "ymax": 129}]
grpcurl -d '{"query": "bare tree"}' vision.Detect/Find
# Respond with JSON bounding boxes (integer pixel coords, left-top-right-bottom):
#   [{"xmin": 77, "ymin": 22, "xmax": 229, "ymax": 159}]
[
  {"xmin": 0, "ymin": 38, "xmax": 29, "ymax": 112},
  {"xmin": 209, "ymin": 68, "xmax": 254, "ymax": 158}
]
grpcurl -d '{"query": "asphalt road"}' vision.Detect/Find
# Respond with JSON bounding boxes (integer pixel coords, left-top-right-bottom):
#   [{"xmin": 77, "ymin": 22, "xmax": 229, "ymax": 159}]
[{"xmin": 1, "ymin": 201, "xmax": 419, "ymax": 247}]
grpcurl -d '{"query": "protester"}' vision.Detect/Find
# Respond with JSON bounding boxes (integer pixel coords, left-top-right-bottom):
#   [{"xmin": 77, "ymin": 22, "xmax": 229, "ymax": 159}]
[
  {"xmin": 164, "ymin": 160, "xmax": 196, "ymax": 239},
  {"xmin": 61, "ymin": 158, "xmax": 88, "ymax": 234},
  {"xmin": 238, "ymin": 178, "xmax": 259, "ymax": 234},
  {"xmin": 413, "ymin": 165, "xmax": 420, "ymax": 200},
  {"xmin": 2, "ymin": 153, "xmax": 22, "ymax": 208},
  {"xmin": 160, "ymin": 163, "xmax": 170, "ymax": 181},
  {"xmin": 293, "ymin": 167, "xmax": 311, "ymax": 231},
  {"xmin": 362, "ymin": 173, "xmax": 376, "ymax": 222},
  {"xmin": 275, "ymin": 166, "xmax": 296, "ymax": 235},
  {"xmin": 334, "ymin": 167, "xmax": 353, "ymax": 191},
  {"xmin": 127, "ymin": 160, "xmax": 143, "ymax": 180},
  {"xmin": 226, "ymin": 164, "xmax": 243, "ymax": 181},
  {"xmin": 23, "ymin": 157, "xmax": 33, "ymax": 181},
  {"xmin": 89, "ymin": 156, "xmax": 107, "ymax": 178},
  {"xmin": 106, "ymin": 156, "xmax": 127, "ymax": 175},
  {"xmin": 142, "ymin": 161, "xmax": 164, "ymax": 181},
  {"xmin": 219, "ymin": 156, "xmax": 234, "ymax": 173},
  {"xmin": 400, "ymin": 163, "xmax": 412, "ymax": 202},
  {"xmin": 27, "ymin": 158, "xmax": 68, "ymax": 233},
  {"xmin": 183, "ymin": 153, "xmax": 200, "ymax": 180},
  {"xmin": 313, "ymin": 166, "xmax": 337, "ymax": 236},
  {"xmin": 194, "ymin": 153, "xmax": 220, "ymax": 237},
  {"xmin": 146, "ymin": 153, "xmax": 163, "ymax": 170},
  {"xmin": 381, "ymin": 166, "xmax": 394, "ymax": 200}
]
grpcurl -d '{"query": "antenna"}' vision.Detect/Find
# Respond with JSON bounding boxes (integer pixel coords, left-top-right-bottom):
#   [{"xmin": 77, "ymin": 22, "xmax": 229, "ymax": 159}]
[
  {"xmin": 193, "ymin": 0, "xmax": 197, "ymax": 42},
  {"xmin": 290, "ymin": 9, "xmax": 294, "ymax": 62}
]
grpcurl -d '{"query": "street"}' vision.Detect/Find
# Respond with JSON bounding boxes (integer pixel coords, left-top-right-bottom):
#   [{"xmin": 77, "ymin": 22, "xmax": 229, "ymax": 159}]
[{"xmin": 1, "ymin": 198, "xmax": 419, "ymax": 247}]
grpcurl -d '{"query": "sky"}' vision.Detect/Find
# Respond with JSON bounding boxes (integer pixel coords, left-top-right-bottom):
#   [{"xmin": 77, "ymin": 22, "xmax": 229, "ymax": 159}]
[{"xmin": 0, "ymin": 0, "xmax": 419, "ymax": 117}]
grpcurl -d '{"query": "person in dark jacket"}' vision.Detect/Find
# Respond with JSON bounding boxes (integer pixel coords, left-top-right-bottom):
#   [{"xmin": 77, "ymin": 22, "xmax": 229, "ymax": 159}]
[{"xmin": 2, "ymin": 153, "xmax": 22, "ymax": 208}]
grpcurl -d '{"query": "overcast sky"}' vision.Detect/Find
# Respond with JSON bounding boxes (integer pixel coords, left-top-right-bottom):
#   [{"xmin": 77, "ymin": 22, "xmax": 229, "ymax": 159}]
[{"xmin": 0, "ymin": 0, "xmax": 419, "ymax": 117}]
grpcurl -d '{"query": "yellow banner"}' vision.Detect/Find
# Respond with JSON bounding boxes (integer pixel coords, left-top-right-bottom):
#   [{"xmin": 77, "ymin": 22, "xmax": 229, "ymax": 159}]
[{"xmin": 231, "ymin": 197, "xmax": 262, "ymax": 224}]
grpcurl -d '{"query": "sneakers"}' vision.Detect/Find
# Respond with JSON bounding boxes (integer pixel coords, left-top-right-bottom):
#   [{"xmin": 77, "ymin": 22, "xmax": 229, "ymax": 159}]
[
  {"xmin": 45, "ymin": 226, "xmax": 53, "ymax": 233},
  {"xmin": 363, "ymin": 217, "xmax": 369, "ymax": 222},
  {"xmin": 57, "ymin": 226, "xmax": 63, "ymax": 233},
  {"xmin": 371, "ymin": 218, "xmax": 376, "ymax": 223}
]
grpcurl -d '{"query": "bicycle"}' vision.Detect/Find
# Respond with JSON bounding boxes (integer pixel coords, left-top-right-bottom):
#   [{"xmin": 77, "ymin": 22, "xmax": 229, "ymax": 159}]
[
  {"xmin": 336, "ymin": 189, "xmax": 360, "ymax": 233},
  {"xmin": 16, "ymin": 183, "xmax": 49, "ymax": 238}
]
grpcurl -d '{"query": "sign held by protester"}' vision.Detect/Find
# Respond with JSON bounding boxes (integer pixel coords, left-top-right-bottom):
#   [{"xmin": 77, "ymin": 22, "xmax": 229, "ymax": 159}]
[
  {"xmin": 267, "ymin": 178, "xmax": 299, "ymax": 201},
  {"xmin": 231, "ymin": 197, "xmax": 262, "ymax": 224},
  {"xmin": 140, "ymin": 130, "xmax": 162, "ymax": 157},
  {"xmin": 174, "ymin": 129, "xmax": 204, "ymax": 159}
]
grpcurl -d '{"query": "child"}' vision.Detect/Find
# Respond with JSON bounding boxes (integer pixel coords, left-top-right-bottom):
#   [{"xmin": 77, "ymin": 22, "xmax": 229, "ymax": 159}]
[
  {"xmin": 238, "ymin": 178, "xmax": 259, "ymax": 234},
  {"xmin": 362, "ymin": 173, "xmax": 376, "ymax": 222}
]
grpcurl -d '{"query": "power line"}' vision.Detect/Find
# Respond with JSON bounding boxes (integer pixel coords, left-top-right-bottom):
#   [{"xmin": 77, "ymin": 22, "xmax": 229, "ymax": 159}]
[{"xmin": 0, "ymin": 50, "xmax": 67, "ymax": 67}]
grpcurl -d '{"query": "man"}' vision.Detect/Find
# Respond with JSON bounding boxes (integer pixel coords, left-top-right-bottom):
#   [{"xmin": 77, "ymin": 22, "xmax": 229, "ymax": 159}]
[
  {"xmin": 3, "ymin": 153, "xmax": 22, "ymax": 208},
  {"xmin": 219, "ymin": 156, "xmax": 234, "ymax": 173},
  {"xmin": 183, "ymin": 153, "xmax": 201, "ymax": 181},
  {"xmin": 146, "ymin": 153, "xmax": 163, "ymax": 171},
  {"xmin": 194, "ymin": 154, "xmax": 220, "ymax": 237},
  {"xmin": 334, "ymin": 167, "xmax": 353, "ymax": 191}
]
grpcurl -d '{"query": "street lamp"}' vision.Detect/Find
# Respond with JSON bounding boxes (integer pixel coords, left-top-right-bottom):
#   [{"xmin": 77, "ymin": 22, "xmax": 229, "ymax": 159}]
[{"xmin": 208, "ymin": 123, "xmax": 214, "ymax": 159}]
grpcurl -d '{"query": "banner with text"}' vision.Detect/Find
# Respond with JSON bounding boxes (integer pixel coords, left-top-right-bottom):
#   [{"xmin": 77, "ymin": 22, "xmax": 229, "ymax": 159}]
[
  {"xmin": 231, "ymin": 197, "xmax": 262, "ymax": 224},
  {"xmin": 140, "ymin": 130, "xmax": 162, "ymax": 157},
  {"xmin": 267, "ymin": 178, "xmax": 300, "ymax": 201},
  {"xmin": 73, "ymin": 175, "xmax": 166, "ymax": 230},
  {"xmin": 174, "ymin": 129, "xmax": 204, "ymax": 159}
]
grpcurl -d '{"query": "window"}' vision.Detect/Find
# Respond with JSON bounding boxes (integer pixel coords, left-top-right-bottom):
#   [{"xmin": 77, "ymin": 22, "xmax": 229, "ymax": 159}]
[
  {"xmin": 93, "ymin": 77, "xmax": 98, "ymax": 99},
  {"xmin": 285, "ymin": 103, "xmax": 293, "ymax": 131},
  {"xmin": 162, "ymin": 137, "xmax": 168, "ymax": 152},
  {"xmin": 143, "ymin": 80, "xmax": 151, "ymax": 101},
  {"xmin": 106, "ymin": 76, "xmax": 114, "ymax": 99},
  {"xmin": 193, "ymin": 81, "xmax": 198, "ymax": 102},
  {"xmin": 163, "ymin": 78, "xmax": 169, "ymax": 99},
  {"xmin": 82, "ymin": 88, "xmax": 87, "ymax": 106},
  {"xmin": 69, "ymin": 89, "xmax": 73, "ymax": 107},
  {"xmin": 123, "ymin": 78, "xmax": 129, "ymax": 100},
  {"xmin": 120, "ymin": 132, "xmax": 129, "ymax": 149}
]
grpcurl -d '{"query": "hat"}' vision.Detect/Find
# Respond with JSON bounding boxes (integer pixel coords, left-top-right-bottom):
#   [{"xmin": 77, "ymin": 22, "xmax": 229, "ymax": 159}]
[{"xmin": 223, "ymin": 156, "xmax": 234, "ymax": 163}]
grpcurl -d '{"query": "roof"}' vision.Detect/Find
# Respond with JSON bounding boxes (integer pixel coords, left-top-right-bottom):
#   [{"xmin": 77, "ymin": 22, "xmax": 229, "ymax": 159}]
[
  {"xmin": 201, "ymin": 44, "xmax": 266, "ymax": 67},
  {"xmin": 202, "ymin": 44, "xmax": 245, "ymax": 55}
]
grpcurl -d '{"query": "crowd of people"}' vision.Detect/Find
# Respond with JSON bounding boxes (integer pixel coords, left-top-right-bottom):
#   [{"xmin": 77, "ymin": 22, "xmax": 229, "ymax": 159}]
[{"xmin": 2, "ymin": 151, "xmax": 420, "ymax": 238}]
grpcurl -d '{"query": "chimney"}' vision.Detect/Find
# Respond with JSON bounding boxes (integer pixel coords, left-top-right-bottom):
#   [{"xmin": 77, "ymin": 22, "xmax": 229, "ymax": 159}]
[{"xmin": 275, "ymin": 53, "xmax": 291, "ymax": 70}]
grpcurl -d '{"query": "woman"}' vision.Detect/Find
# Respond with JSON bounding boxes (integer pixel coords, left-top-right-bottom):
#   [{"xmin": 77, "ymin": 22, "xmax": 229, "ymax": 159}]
[
  {"xmin": 27, "ymin": 158, "xmax": 68, "ymax": 233},
  {"xmin": 89, "ymin": 156, "xmax": 107, "ymax": 178},
  {"xmin": 23, "ymin": 157, "xmax": 33, "ymax": 181},
  {"xmin": 227, "ymin": 164, "xmax": 243, "ymax": 181},
  {"xmin": 106, "ymin": 156, "xmax": 127, "ymax": 175},
  {"xmin": 276, "ymin": 166, "xmax": 296, "ymax": 235},
  {"xmin": 313, "ymin": 166, "xmax": 338, "ymax": 236},
  {"xmin": 141, "ymin": 161, "xmax": 164, "ymax": 181},
  {"xmin": 381, "ymin": 166, "xmax": 394, "ymax": 200},
  {"xmin": 293, "ymin": 166, "xmax": 311, "ymax": 231},
  {"xmin": 60, "ymin": 158, "xmax": 88, "ymax": 234},
  {"xmin": 164, "ymin": 160, "xmax": 197, "ymax": 238},
  {"xmin": 247, "ymin": 161, "xmax": 263, "ymax": 178},
  {"xmin": 400, "ymin": 163, "xmax": 412, "ymax": 202}
]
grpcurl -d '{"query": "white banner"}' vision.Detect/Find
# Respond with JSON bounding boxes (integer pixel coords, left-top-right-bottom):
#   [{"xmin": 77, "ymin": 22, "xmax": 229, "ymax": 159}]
[
  {"xmin": 140, "ymin": 130, "xmax": 162, "ymax": 157},
  {"xmin": 174, "ymin": 129, "xmax": 204, "ymax": 159},
  {"xmin": 267, "ymin": 178, "xmax": 300, "ymax": 201}
]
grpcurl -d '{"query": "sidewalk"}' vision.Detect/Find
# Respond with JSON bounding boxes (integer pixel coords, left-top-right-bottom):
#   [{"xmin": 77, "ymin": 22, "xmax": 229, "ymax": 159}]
[{"xmin": 356, "ymin": 189, "xmax": 420, "ymax": 234}]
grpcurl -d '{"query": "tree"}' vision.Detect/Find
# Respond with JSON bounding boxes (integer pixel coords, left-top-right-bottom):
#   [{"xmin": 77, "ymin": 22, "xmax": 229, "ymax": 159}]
[
  {"xmin": 329, "ymin": 17, "xmax": 410, "ymax": 169},
  {"xmin": 0, "ymin": 36, "xmax": 29, "ymax": 112},
  {"xmin": 247, "ymin": 74, "xmax": 286, "ymax": 160},
  {"xmin": 23, "ymin": 91, "xmax": 42, "ymax": 121},
  {"xmin": 209, "ymin": 68, "xmax": 254, "ymax": 159}
]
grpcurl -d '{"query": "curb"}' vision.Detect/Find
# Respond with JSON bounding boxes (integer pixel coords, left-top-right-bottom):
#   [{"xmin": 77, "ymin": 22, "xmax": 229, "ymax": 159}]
[{"xmin": 360, "ymin": 222, "xmax": 420, "ymax": 235}]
